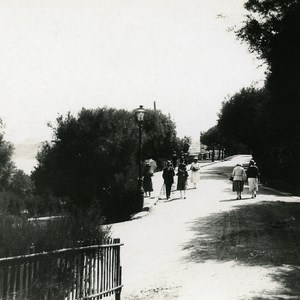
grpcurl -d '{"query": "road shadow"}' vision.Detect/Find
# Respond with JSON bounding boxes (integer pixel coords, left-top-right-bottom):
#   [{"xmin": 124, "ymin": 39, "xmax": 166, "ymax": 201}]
[
  {"xmin": 200, "ymin": 165, "xmax": 233, "ymax": 180},
  {"xmin": 182, "ymin": 201, "xmax": 300, "ymax": 298},
  {"xmin": 200, "ymin": 174, "xmax": 227, "ymax": 180}
]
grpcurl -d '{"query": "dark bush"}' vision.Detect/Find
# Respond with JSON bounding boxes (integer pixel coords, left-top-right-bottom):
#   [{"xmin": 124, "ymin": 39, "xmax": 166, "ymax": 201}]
[{"xmin": 0, "ymin": 205, "xmax": 110, "ymax": 258}]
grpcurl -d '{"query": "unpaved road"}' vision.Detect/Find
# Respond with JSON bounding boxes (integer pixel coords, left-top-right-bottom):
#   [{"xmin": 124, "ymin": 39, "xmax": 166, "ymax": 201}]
[{"xmin": 111, "ymin": 155, "xmax": 300, "ymax": 299}]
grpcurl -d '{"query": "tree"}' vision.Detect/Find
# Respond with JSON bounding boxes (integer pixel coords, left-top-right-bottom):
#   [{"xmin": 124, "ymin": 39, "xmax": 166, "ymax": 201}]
[
  {"xmin": 32, "ymin": 107, "xmax": 182, "ymax": 221},
  {"xmin": 0, "ymin": 120, "xmax": 15, "ymax": 190},
  {"xmin": 237, "ymin": 0, "xmax": 299, "ymax": 64},
  {"xmin": 217, "ymin": 87, "xmax": 269, "ymax": 153},
  {"xmin": 9, "ymin": 170, "xmax": 34, "ymax": 198},
  {"xmin": 141, "ymin": 109, "xmax": 181, "ymax": 161},
  {"xmin": 32, "ymin": 108, "xmax": 138, "ymax": 216},
  {"xmin": 201, "ymin": 126, "xmax": 225, "ymax": 161},
  {"xmin": 201, "ymin": 126, "xmax": 221, "ymax": 148},
  {"xmin": 236, "ymin": 0, "xmax": 300, "ymax": 189},
  {"xmin": 237, "ymin": 0, "xmax": 300, "ymax": 143},
  {"xmin": 178, "ymin": 136, "xmax": 192, "ymax": 154}
]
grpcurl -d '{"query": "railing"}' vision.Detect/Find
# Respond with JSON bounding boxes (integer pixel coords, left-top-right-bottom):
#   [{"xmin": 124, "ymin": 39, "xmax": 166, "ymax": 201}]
[{"xmin": 0, "ymin": 239, "xmax": 123, "ymax": 300}]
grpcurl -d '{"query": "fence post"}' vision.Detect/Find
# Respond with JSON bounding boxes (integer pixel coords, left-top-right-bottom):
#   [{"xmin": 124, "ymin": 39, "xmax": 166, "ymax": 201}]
[
  {"xmin": 29, "ymin": 243, "xmax": 35, "ymax": 254},
  {"xmin": 114, "ymin": 238, "xmax": 122, "ymax": 300},
  {"xmin": 115, "ymin": 291, "xmax": 121, "ymax": 300}
]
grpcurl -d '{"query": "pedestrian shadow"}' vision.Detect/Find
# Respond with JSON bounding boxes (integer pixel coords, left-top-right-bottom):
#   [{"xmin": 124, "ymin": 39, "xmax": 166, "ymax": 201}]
[
  {"xmin": 181, "ymin": 201, "xmax": 300, "ymax": 298},
  {"xmin": 219, "ymin": 197, "xmax": 253, "ymax": 202},
  {"xmin": 186, "ymin": 187, "xmax": 197, "ymax": 191},
  {"xmin": 163, "ymin": 196, "xmax": 182, "ymax": 202}
]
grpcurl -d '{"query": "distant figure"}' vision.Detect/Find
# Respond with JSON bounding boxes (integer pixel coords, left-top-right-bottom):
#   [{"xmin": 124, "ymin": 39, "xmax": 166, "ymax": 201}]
[
  {"xmin": 231, "ymin": 163, "xmax": 246, "ymax": 200},
  {"xmin": 171, "ymin": 150, "xmax": 178, "ymax": 168},
  {"xmin": 190, "ymin": 156, "xmax": 201, "ymax": 188},
  {"xmin": 143, "ymin": 163, "xmax": 154, "ymax": 197},
  {"xmin": 180, "ymin": 151, "xmax": 187, "ymax": 165},
  {"xmin": 162, "ymin": 161, "xmax": 175, "ymax": 200},
  {"xmin": 177, "ymin": 162, "xmax": 189, "ymax": 199},
  {"xmin": 247, "ymin": 160, "xmax": 260, "ymax": 198}
]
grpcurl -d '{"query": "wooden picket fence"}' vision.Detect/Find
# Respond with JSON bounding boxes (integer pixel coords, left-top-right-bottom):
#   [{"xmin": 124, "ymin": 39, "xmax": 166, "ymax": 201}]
[{"xmin": 0, "ymin": 239, "xmax": 123, "ymax": 300}]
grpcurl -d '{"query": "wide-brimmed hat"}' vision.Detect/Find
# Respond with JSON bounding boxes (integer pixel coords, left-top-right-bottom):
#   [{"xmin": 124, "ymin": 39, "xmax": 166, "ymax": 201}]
[{"xmin": 193, "ymin": 156, "xmax": 198, "ymax": 160}]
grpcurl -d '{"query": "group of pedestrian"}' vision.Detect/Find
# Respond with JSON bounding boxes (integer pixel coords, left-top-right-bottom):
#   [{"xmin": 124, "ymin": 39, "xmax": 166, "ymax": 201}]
[
  {"xmin": 162, "ymin": 156, "xmax": 201, "ymax": 200},
  {"xmin": 171, "ymin": 150, "xmax": 187, "ymax": 168},
  {"xmin": 231, "ymin": 159, "xmax": 260, "ymax": 200},
  {"xmin": 144, "ymin": 152, "xmax": 259, "ymax": 201}
]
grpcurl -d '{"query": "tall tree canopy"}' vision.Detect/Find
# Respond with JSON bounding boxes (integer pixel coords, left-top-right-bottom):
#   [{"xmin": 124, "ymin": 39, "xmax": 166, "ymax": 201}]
[
  {"xmin": 201, "ymin": 126, "xmax": 222, "ymax": 148},
  {"xmin": 201, "ymin": 87, "xmax": 268, "ymax": 156},
  {"xmin": 234, "ymin": 0, "xmax": 300, "ymax": 189},
  {"xmin": 140, "ymin": 109, "xmax": 181, "ymax": 161},
  {"xmin": 238, "ymin": 0, "xmax": 299, "ymax": 64},
  {"xmin": 217, "ymin": 87, "xmax": 269, "ymax": 152},
  {"xmin": 238, "ymin": 0, "xmax": 300, "ymax": 142}
]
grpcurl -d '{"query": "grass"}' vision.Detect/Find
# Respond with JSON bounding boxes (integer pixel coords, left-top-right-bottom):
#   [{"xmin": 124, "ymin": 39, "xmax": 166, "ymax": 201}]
[{"xmin": 0, "ymin": 206, "xmax": 111, "ymax": 258}]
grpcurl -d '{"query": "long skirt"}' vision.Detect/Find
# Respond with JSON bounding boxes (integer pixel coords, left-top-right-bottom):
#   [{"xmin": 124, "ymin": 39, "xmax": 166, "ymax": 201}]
[
  {"xmin": 191, "ymin": 170, "xmax": 200, "ymax": 184},
  {"xmin": 177, "ymin": 176, "xmax": 187, "ymax": 190},
  {"xmin": 248, "ymin": 178, "xmax": 258, "ymax": 192},
  {"xmin": 143, "ymin": 175, "xmax": 153, "ymax": 192},
  {"xmin": 232, "ymin": 180, "xmax": 244, "ymax": 192}
]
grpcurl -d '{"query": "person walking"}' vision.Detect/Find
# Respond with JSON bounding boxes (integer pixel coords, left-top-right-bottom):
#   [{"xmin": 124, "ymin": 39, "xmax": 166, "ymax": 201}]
[
  {"xmin": 143, "ymin": 163, "xmax": 154, "ymax": 197},
  {"xmin": 171, "ymin": 150, "xmax": 178, "ymax": 169},
  {"xmin": 179, "ymin": 151, "xmax": 187, "ymax": 165},
  {"xmin": 162, "ymin": 161, "xmax": 175, "ymax": 200},
  {"xmin": 231, "ymin": 163, "xmax": 246, "ymax": 200},
  {"xmin": 190, "ymin": 156, "xmax": 201, "ymax": 188},
  {"xmin": 177, "ymin": 162, "xmax": 189, "ymax": 199},
  {"xmin": 247, "ymin": 159, "xmax": 260, "ymax": 198}
]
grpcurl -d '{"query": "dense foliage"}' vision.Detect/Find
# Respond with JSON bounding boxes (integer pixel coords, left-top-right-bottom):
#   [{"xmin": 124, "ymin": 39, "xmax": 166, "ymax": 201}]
[
  {"xmin": 31, "ymin": 107, "xmax": 185, "ymax": 221},
  {"xmin": 237, "ymin": 0, "xmax": 300, "ymax": 190},
  {"xmin": 200, "ymin": 126, "xmax": 223, "ymax": 160},
  {"xmin": 203, "ymin": 0, "xmax": 300, "ymax": 192},
  {"xmin": 136, "ymin": 109, "xmax": 188, "ymax": 168},
  {"xmin": 0, "ymin": 122, "xmax": 15, "ymax": 190},
  {"xmin": 0, "ymin": 119, "xmax": 111, "ymax": 257},
  {"xmin": 0, "ymin": 205, "xmax": 110, "ymax": 258},
  {"xmin": 238, "ymin": 0, "xmax": 300, "ymax": 141},
  {"xmin": 218, "ymin": 87, "xmax": 269, "ymax": 155},
  {"xmin": 0, "ymin": 121, "xmax": 39, "ymax": 216}
]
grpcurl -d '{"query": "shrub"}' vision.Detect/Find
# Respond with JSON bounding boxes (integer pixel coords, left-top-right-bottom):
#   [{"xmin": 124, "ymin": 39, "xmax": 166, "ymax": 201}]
[{"xmin": 0, "ymin": 205, "xmax": 110, "ymax": 258}]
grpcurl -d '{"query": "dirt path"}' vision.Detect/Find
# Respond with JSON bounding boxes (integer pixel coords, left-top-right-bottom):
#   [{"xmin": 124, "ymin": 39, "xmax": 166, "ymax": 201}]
[{"xmin": 111, "ymin": 155, "xmax": 300, "ymax": 299}]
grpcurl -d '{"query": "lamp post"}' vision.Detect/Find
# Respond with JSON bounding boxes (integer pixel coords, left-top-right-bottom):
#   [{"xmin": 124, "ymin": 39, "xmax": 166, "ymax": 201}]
[{"xmin": 135, "ymin": 105, "xmax": 146, "ymax": 211}]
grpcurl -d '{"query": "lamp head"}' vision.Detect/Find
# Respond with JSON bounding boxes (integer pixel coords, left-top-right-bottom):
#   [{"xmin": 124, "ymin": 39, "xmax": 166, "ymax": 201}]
[{"xmin": 135, "ymin": 105, "xmax": 145, "ymax": 122}]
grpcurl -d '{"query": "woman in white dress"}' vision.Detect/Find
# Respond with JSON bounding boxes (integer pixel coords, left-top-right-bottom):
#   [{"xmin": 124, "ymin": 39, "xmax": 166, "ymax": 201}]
[
  {"xmin": 231, "ymin": 163, "xmax": 247, "ymax": 199},
  {"xmin": 190, "ymin": 156, "xmax": 201, "ymax": 188}
]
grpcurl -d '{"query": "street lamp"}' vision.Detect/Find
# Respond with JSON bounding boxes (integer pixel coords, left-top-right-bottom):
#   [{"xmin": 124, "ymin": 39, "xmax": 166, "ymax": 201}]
[{"xmin": 135, "ymin": 105, "xmax": 146, "ymax": 211}]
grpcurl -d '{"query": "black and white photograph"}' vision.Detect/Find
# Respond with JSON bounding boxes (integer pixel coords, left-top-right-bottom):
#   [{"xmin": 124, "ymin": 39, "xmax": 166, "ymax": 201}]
[{"xmin": 0, "ymin": 0, "xmax": 300, "ymax": 299}]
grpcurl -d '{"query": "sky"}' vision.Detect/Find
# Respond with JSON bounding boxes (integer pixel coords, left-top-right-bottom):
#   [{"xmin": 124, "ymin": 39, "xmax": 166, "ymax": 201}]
[{"xmin": 0, "ymin": 0, "xmax": 266, "ymax": 174}]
